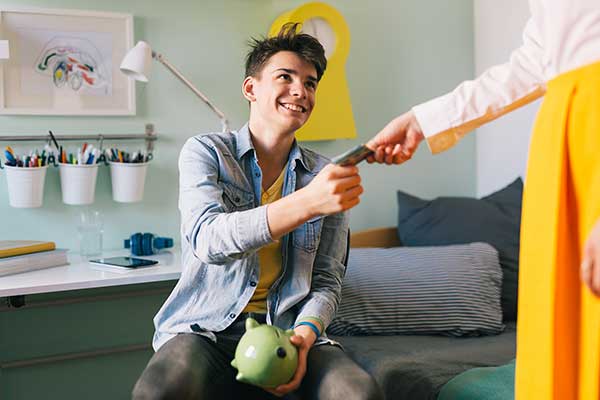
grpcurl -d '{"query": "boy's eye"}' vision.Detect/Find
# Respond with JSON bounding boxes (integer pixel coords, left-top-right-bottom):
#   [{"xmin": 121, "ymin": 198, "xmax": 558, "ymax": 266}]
[
  {"xmin": 306, "ymin": 81, "xmax": 316, "ymax": 90},
  {"xmin": 278, "ymin": 73, "xmax": 291, "ymax": 81}
]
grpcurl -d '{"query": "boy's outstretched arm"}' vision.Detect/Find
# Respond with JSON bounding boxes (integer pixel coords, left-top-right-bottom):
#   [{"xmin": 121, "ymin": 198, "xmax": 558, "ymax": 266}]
[
  {"xmin": 180, "ymin": 138, "xmax": 362, "ymax": 265},
  {"xmin": 266, "ymin": 163, "xmax": 361, "ymax": 240}
]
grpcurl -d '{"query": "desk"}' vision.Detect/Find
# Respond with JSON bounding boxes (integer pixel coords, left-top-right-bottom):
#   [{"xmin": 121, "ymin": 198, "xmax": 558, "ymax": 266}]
[
  {"xmin": 0, "ymin": 250, "xmax": 181, "ymax": 399},
  {"xmin": 0, "ymin": 250, "xmax": 182, "ymax": 298}
]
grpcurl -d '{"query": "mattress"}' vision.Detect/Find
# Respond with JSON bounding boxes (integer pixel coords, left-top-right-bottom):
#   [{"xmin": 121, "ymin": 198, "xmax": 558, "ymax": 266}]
[{"xmin": 330, "ymin": 322, "xmax": 516, "ymax": 400}]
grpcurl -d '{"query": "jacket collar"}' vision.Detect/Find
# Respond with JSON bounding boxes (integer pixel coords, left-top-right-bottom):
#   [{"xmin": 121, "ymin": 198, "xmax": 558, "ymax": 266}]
[{"xmin": 235, "ymin": 123, "xmax": 317, "ymax": 174}]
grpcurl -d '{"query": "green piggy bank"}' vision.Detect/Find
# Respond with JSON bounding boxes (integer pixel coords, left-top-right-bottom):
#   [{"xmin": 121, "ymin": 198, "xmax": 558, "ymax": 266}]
[{"xmin": 231, "ymin": 318, "xmax": 298, "ymax": 388}]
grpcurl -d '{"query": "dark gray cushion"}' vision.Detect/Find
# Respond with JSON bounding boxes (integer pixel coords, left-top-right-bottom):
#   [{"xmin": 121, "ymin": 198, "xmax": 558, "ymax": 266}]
[
  {"xmin": 396, "ymin": 178, "xmax": 522, "ymax": 321},
  {"xmin": 328, "ymin": 243, "xmax": 504, "ymax": 336}
]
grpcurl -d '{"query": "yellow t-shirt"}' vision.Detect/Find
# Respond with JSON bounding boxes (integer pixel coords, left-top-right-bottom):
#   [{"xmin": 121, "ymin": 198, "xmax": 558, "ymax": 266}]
[{"xmin": 243, "ymin": 167, "xmax": 286, "ymax": 313}]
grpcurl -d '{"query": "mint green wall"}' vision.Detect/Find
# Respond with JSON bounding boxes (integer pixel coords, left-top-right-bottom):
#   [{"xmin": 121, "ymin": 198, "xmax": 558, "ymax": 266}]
[
  {"xmin": 0, "ymin": 0, "xmax": 475, "ymax": 251},
  {"xmin": 1, "ymin": 1, "xmax": 475, "ymax": 398}
]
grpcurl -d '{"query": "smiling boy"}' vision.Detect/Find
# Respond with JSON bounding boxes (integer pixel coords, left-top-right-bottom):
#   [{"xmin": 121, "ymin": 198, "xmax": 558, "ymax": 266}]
[{"xmin": 132, "ymin": 24, "xmax": 382, "ymax": 400}]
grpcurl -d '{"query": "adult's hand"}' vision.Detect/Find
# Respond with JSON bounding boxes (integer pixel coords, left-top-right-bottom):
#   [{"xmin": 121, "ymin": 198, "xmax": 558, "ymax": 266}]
[
  {"xmin": 366, "ymin": 110, "xmax": 425, "ymax": 165},
  {"xmin": 581, "ymin": 218, "xmax": 600, "ymax": 297}
]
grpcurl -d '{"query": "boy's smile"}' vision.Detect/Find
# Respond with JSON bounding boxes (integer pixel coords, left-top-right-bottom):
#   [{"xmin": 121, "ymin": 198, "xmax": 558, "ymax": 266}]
[
  {"xmin": 244, "ymin": 51, "xmax": 318, "ymax": 136},
  {"xmin": 279, "ymin": 102, "xmax": 306, "ymax": 113}
]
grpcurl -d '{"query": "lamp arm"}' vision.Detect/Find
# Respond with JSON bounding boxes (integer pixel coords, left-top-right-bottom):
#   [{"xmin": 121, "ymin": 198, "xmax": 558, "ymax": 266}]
[{"xmin": 153, "ymin": 51, "xmax": 229, "ymax": 133}]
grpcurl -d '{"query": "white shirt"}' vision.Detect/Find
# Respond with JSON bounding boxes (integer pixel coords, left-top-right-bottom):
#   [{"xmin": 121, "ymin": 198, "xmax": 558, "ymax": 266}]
[{"xmin": 413, "ymin": 0, "xmax": 600, "ymax": 154}]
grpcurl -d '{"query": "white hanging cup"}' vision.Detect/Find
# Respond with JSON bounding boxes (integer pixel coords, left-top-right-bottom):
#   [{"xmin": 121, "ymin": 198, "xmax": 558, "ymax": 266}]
[
  {"xmin": 59, "ymin": 163, "xmax": 99, "ymax": 205},
  {"xmin": 109, "ymin": 161, "xmax": 149, "ymax": 203},
  {"xmin": 4, "ymin": 165, "xmax": 48, "ymax": 208}
]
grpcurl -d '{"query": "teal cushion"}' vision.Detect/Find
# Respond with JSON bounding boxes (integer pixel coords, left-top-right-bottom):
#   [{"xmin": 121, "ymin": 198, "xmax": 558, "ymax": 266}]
[{"xmin": 438, "ymin": 359, "xmax": 515, "ymax": 400}]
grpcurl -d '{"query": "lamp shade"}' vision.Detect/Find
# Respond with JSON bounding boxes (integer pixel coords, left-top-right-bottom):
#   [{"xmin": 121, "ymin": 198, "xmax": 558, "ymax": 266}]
[
  {"xmin": 0, "ymin": 40, "xmax": 9, "ymax": 59},
  {"xmin": 120, "ymin": 41, "xmax": 153, "ymax": 82}
]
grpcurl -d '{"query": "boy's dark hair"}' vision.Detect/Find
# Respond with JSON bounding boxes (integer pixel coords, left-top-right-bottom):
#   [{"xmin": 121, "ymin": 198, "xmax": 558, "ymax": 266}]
[{"xmin": 245, "ymin": 23, "xmax": 327, "ymax": 81}]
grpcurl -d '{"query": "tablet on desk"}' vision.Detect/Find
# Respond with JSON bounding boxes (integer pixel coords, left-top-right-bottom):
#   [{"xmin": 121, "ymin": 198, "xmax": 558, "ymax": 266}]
[{"xmin": 89, "ymin": 256, "xmax": 158, "ymax": 273}]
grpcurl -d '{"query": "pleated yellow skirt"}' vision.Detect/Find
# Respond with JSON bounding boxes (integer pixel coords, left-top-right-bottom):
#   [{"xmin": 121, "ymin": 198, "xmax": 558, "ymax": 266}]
[{"xmin": 516, "ymin": 61, "xmax": 600, "ymax": 399}]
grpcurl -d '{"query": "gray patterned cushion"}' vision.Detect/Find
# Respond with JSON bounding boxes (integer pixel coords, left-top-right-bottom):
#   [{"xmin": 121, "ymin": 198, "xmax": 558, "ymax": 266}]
[{"xmin": 328, "ymin": 243, "xmax": 504, "ymax": 336}]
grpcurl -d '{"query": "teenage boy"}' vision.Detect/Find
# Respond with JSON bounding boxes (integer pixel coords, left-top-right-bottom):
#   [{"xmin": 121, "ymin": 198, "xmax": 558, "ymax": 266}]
[{"xmin": 132, "ymin": 24, "xmax": 383, "ymax": 400}]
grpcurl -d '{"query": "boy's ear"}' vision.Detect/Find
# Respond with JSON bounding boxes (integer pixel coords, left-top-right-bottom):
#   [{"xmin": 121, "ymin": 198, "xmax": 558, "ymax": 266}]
[{"xmin": 242, "ymin": 76, "xmax": 257, "ymax": 102}]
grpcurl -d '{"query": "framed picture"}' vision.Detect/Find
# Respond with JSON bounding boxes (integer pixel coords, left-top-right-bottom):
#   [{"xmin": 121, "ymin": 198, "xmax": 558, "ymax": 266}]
[{"xmin": 0, "ymin": 7, "xmax": 135, "ymax": 115}]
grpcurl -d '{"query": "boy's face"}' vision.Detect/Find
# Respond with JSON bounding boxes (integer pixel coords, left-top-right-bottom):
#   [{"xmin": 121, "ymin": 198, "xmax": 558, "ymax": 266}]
[{"xmin": 243, "ymin": 51, "xmax": 318, "ymax": 134}]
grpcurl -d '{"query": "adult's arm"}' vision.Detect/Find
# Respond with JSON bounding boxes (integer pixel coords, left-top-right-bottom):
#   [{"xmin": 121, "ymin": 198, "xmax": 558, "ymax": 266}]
[{"xmin": 413, "ymin": 17, "xmax": 547, "ymax": 154}]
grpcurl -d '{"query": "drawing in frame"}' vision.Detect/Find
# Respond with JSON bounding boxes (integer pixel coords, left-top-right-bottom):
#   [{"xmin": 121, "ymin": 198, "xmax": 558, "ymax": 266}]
[{"xmin": 0, "ymin": 7, "xmax": 135, "ymax": 115}]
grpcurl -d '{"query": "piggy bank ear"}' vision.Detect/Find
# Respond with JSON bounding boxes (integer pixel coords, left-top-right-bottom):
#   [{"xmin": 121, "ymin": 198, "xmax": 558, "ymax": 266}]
[
  {"xmin": 285, "ymin": 329, "xmax": 295, "ymax": 338},
  {"xmin": 245, "ymin": 318, "xmax": 260, "ymax": 331}
]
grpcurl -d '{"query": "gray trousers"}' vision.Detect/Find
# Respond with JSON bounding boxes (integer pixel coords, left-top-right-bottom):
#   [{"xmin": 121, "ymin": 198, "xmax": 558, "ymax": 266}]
[{"xmin": 132, "ymin": 321, "xmax": 382, "ymax": 400}]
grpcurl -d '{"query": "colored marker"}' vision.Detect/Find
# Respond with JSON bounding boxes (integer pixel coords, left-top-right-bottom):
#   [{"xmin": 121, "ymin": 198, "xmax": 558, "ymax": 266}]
[{"xmin": 48, "ymin": 130, "xmax": 60, "ymax": 150}]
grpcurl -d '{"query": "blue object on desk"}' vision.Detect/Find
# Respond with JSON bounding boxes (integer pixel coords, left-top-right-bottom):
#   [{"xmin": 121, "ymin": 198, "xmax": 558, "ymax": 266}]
[{"xmin": 124, "ymin": 232, "xmax": 174, "ymax": 256}]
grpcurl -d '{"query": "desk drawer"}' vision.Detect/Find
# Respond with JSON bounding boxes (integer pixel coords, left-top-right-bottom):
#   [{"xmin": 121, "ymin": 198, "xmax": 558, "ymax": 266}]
[{"xmin": 0, "ymin": 281, "xmax": 175, "ymax": 399}]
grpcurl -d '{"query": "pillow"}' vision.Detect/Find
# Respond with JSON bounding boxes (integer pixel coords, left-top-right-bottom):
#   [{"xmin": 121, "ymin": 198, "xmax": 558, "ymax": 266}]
[
  {"xmin": 327, "ymin": 243, "xmax": 505, "ymax": 336},
  {"xmin": 396, "ymin": 178, "xmax": 522, "ymax": 321}
]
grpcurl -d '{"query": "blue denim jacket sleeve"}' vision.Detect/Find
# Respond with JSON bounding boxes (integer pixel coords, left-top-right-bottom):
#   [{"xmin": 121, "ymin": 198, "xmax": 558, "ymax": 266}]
[
  {"xmin": 294, "ymin": 210, "xmax": 350, "ymax": 331},
  {"xmin": 178, "ymin": 137, "xmax": 274, "ymax": 265}
]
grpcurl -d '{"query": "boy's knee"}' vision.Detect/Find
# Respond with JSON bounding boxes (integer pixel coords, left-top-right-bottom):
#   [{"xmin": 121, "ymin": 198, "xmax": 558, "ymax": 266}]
[
  {"xmin": 131, "ymin": 374, "xmax": 168, "ymax": 400},
  {"xmin": 359, "ymin": 376, "xmax": 384, "ymax": 400},
  {"xmin": 344, "ymin": 373, "xmax": 384, "ymax": 400},
  {"xmin": 132, "ymin": 335, "xmax": 212, "ymax": 400},
  {"xmin": 132, "ymin": 363, "xmax": 203, "ymax": 400},
  {"xmin": 315, "ymin": 366, "xmax": 383, "ymax": 400}
]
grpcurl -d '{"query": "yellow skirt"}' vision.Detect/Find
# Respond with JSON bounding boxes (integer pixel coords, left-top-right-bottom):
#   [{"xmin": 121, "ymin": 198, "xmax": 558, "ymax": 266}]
[{"xmin": 516, "ymin": 61, "xmax": 600, "ymax": 399}]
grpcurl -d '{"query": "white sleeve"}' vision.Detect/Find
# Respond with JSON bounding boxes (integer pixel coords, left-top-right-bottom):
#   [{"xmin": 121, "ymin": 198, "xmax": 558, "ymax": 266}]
[{"xmin": 412, "ymin": 17, "xmax": 547, "ymax": 154}]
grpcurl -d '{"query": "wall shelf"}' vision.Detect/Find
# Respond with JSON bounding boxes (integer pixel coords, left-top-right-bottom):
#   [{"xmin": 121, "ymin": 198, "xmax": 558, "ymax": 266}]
[{"xmin": 0, "ymin": 123, "xmax": 158, "ymax": 153}]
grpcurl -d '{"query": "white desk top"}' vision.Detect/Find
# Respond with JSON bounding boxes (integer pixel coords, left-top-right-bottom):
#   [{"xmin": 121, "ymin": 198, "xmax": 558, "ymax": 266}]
[{"xmin": 0, "ymin": 250, "xmax": 182, "ymax": 297}]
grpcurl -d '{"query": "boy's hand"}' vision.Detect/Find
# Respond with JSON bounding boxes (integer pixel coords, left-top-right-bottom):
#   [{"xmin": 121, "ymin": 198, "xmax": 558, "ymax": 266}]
[
  {"xmin": 366, "ymin": 110, "xmax": 425, "ymax": 165},
  {"xmin": 266, "ymin": 164, "xmax": 361, "ymax": 240},
  {"xmin": 581, "ymin": 218, "xmax": 600, "ymax": 297},
  {"xmin": 263, "ymin": 326, "xmax": 315, "ymax": 397},
  {"xmin": 302, "ymin": 163, "xmax": 363, "ymax": 217}
]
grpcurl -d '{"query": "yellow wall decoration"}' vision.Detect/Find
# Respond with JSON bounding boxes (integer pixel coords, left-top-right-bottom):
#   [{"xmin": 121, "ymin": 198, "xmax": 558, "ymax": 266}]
[{"xmin": 269, "ymin": 2, "xmax": 356, "ymax": 141}]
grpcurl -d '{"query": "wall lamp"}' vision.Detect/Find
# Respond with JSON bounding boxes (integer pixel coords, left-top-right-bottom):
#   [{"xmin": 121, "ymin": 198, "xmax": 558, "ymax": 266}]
[{"xmin": 120, "ymin": 41, "xmax": 229, "ymax": 133}]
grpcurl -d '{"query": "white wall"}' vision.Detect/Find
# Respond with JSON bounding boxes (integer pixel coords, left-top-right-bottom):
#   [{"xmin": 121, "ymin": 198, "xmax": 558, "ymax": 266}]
[{"xmin": 474, "ymin": 0, "xmax": 541, "ymax": 196}]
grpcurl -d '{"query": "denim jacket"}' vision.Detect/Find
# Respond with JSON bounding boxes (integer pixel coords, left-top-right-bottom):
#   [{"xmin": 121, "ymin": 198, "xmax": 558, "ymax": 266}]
[{"xmin": 153, "ymin": 124, "xmax": 349, "ymax": 350}]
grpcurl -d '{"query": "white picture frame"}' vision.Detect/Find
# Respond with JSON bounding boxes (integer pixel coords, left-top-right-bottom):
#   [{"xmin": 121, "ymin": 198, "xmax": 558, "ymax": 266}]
[{"xmin": 0, "ymin": 7, "xmax": 135, "ymax": 115}]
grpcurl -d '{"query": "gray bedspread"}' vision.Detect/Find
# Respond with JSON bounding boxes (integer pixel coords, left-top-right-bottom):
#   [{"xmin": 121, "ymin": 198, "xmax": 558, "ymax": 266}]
[{"xmin": 330, "ymin": 322, "xmax": 516, "ymax": 400}]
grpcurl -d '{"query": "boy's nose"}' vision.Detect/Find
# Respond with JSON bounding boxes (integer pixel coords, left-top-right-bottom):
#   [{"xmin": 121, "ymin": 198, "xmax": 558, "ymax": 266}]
[{"xmin": 290, "ymin": 83, "xmax": 307, "ymax": 98}]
